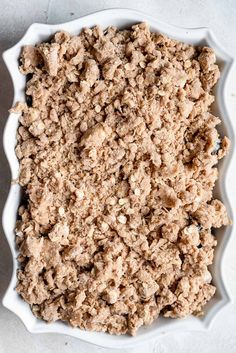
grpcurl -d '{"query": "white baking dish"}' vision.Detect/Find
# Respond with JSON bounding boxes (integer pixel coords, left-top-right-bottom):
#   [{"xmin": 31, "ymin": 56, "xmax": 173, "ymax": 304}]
[{"xmin": 2, "ymin": 8, "xmax": 235, "ymax": 349}]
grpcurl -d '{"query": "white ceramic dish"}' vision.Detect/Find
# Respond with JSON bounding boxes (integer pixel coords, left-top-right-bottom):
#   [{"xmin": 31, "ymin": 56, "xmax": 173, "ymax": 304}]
[{"xmin": 2, "ymin": 8, "xmax": 235, "ymax": 349}]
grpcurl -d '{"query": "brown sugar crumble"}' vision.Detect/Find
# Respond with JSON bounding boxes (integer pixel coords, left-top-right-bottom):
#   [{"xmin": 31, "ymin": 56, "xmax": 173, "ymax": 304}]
[{"xmin": 11, "ymin": 23, "xmax": 230, "ymax": 336}]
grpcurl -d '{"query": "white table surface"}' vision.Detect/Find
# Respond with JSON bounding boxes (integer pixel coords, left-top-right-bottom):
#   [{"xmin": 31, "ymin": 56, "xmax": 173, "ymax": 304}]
[{"xmin": 1, "ymin": 1, "xmax": 236, "ymax": 352}]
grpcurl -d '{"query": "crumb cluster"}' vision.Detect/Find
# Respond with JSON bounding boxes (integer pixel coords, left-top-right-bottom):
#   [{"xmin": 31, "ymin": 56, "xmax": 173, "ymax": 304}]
[{"xmin": 11, "ymin": 23, "xmax": 230, "ymax": 335}]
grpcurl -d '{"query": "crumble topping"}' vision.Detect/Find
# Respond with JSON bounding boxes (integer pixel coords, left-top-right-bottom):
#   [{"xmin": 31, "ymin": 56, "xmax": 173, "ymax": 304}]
[{"xmin": 11, "ymin": 22, "xmax": 230, "ymax": 336}]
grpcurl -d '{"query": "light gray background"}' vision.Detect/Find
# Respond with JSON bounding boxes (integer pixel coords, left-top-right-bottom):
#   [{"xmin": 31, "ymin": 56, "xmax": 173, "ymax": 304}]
[{"xmin": 1, "ymin": 1, "xmax": 236, "ymax": 352}]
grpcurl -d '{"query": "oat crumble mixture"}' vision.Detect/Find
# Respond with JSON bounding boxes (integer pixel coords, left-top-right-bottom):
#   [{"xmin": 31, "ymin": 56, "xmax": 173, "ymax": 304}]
[{"xmin": 11, "ymin": 23, "xmax": 230, "ymax": 335}]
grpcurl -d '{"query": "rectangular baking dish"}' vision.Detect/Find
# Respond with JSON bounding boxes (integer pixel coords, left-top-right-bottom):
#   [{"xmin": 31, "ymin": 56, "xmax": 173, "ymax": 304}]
[{"xmin": 2, "ymin": 8, "xmax": 235, "ymax": 349}]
